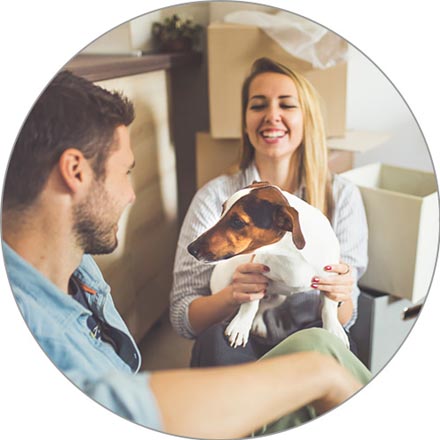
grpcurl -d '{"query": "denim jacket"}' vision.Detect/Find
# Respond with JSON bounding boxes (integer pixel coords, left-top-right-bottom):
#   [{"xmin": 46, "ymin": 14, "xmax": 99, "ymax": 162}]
[{"xmin": 2, "ymin": 241, "xmax": 162, "ymax": 430}]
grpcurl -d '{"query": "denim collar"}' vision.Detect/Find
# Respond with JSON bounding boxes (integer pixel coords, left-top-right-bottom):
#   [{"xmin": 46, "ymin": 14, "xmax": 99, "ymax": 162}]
[{"xmin": 2, "ymin": 241, "xmax": 110, "ymax": 327}]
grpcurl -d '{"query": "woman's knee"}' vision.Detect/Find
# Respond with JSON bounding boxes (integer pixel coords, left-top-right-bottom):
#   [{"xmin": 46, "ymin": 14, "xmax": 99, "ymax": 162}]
[{"xmin": 190, "ymin": 323, "xmax": 259, "ymax": 367}]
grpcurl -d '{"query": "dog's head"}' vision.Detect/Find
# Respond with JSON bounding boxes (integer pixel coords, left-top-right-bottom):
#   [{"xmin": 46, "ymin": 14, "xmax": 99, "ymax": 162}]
[{"xmin": 187, "ymin": 182, "xmax": 305, "ymax": 262}]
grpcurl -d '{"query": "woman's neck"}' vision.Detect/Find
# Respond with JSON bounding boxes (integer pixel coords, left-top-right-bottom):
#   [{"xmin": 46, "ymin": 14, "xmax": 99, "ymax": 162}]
[{"xmin": 254, "ymin": 153, "xmax": 300, "ymax": 193}]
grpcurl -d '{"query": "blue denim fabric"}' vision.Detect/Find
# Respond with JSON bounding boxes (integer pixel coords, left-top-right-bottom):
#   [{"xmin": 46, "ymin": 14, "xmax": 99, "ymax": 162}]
[{"xmin": 2, "ymin": 241, "xmax": 162, "ymax": 431}]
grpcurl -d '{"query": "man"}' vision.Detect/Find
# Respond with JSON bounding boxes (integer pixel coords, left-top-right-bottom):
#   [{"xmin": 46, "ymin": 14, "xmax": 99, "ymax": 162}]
[{"xmin": 2, "ymin": 71, "xmax": 370, "ymax": 438}]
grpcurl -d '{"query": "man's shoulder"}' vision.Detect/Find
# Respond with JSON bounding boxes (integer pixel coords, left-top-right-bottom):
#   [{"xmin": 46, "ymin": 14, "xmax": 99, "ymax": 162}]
[{"xmin": 12, "ymin": 281, "xmax": 64, "ymax": 343}]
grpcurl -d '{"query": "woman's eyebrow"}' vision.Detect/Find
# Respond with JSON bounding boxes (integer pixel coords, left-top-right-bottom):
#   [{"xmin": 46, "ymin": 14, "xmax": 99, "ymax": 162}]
[
  {"xmin": 250, "ymin": 94, "xmax": 297, "ymax": 100},
  {"xmin": 249, "ymin": 95, "xmax": 267, "ymax": 100}
]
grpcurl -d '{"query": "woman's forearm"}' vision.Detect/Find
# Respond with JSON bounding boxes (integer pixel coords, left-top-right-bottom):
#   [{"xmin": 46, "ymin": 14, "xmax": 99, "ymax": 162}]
[
  {"xmin": 188, "ymin": 286, "xmax": 238, "ymax": 334},
  {"xmin": 150, "ymin": 351, "xmax": 362, "ymax": 439},
  {"xmin": 338, "ymin": 298, "xmax": 354, "ymax": 325}
]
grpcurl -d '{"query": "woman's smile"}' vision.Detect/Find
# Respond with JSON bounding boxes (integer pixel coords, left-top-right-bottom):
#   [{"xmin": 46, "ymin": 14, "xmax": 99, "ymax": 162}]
[{"xmin": 260, "ymin": 129, "xmax": 288, "ymax": 141}]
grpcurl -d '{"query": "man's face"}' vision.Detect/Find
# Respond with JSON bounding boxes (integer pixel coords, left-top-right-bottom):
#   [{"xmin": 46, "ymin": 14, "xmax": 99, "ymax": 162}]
[{"xmin": 73, "ymin": 126, "xmax": 135, "ymax": 255}]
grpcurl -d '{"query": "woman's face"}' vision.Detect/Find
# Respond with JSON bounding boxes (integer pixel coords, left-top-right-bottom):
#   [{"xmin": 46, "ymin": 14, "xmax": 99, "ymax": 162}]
[{"xmin": 245, "ymin": 72, "xmax": 304, "ymax": 163}]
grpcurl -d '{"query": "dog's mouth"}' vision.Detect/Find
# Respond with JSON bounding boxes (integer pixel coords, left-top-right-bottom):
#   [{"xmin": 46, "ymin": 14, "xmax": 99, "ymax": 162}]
[
  {"xmin": 187, "ymin": 244, "xmax": 237, "ymax": 263},
  {"xmin": 197, "ymin": 252, "xmax": 236, "ymax": 263}
]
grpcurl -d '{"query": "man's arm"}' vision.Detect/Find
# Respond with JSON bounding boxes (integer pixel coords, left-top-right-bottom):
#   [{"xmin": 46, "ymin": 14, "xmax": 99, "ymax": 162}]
[{"xmin": 150, "ymin": 351, "xmax": 362, "ymax": 439}]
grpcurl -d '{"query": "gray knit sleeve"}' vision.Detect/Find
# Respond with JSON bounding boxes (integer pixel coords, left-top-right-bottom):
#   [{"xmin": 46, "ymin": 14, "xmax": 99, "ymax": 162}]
[{"xmin": 169, "ymin": 182, "xmax": 225, "ymax": 339}]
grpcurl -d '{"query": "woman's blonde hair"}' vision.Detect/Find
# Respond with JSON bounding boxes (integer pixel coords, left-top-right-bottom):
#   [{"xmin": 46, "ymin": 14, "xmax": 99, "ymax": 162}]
[{"xmin": 240, "ymin": 57, "xmax": 334, "ymax": 219}]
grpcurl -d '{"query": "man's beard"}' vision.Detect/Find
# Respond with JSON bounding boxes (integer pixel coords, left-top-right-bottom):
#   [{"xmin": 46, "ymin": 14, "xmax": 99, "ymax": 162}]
[{"xmin": 73, "ymin": 182, "xmax": 119, "ymax": 255}]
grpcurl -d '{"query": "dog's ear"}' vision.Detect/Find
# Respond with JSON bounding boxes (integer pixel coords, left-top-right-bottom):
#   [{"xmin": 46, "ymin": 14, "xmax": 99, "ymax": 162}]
[{"xmin": 274, "ymin": 205, "xmax": 306, "ymax": 250}]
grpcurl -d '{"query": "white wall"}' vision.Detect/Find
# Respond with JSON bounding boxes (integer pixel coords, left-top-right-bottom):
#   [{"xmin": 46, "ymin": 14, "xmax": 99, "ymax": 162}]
[{"xmin": 347, "ymin": 46, "xmax": 434, "ymax": 172}]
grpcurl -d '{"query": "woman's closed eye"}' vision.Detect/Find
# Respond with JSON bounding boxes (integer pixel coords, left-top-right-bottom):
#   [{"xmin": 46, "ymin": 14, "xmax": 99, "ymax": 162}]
[
  {"xmin": 249, "ymin": 103, "xmax": 298, "ymax": 111},
  {"xmin": 249, "ymin": 104, "xmax": 266, "ymax": 111}
]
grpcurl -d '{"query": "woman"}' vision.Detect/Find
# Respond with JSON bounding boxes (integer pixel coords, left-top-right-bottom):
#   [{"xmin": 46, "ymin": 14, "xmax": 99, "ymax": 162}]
[{"xmin": 170, "ymin": 57, "xmax": 368, "ymax": 367}]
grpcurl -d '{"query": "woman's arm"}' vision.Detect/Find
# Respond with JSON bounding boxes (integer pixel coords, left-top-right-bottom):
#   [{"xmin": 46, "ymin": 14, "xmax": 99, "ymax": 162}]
[
  {"xmin": 170, "ymin": 186, "xmax": 224, "ymax": 339},
  {"xmin": 188, "ymin": 260, "xmax": 269, "ymax": 334},
  {"xmin": 311, "ymin": 262, "xmax": 355, "ymax": 325},
  {"xmin": 150, "ymin": 351, "xmax": 362, "ymax": 439},
  {"xmin": 314, "ymin": 178, "xmax": 369, "ymax": 328}
]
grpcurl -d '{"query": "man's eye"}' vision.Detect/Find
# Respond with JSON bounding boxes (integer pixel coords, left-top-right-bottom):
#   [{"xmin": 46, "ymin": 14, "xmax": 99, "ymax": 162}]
[{"xmin": 230, "ymin": 217, "xmax": 246, "ymax": 230}]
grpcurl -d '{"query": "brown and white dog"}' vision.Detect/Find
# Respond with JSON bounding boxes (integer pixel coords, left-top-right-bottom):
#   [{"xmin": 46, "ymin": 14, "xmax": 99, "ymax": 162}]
[{"xmin": 187, "ymin": 181, "xmax": 349, "ymax": 348}]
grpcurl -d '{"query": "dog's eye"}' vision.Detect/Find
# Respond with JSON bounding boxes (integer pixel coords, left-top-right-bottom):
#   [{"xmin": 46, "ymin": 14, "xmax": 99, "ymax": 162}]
[{"xmin": 230, "ymin": 217, "xmax": 246, "ymax": 230}]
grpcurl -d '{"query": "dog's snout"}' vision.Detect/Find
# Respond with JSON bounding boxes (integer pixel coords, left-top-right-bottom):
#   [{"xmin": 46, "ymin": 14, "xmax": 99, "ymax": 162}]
[{"xmin": 187, "ymin": 241, "xmax": 201, "ymax": 259}]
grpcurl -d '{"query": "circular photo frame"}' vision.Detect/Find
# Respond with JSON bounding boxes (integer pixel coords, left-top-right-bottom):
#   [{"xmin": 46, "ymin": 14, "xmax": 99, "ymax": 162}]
[{"xmin": 1, "ymin": 1, "xmax": 439, "ymax": 440}]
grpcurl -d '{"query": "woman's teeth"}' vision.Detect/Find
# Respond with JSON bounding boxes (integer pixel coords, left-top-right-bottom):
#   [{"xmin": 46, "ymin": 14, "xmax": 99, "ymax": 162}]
[{"xmin": 261, "ymin": 130, "xmax": 286, "ymax": 138}]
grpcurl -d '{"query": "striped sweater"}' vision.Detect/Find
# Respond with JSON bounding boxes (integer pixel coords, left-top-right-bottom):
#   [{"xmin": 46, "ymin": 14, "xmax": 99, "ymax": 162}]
[{"xmin": 170, "ymin": 163, "xmax": 368, "ymax": 341}]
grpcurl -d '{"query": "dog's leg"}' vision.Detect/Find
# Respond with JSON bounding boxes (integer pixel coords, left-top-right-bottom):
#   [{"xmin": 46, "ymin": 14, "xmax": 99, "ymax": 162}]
[
  {"xmin": 251, "ymin": 295, "xmax": 286, "ymax": 338},
  {"xmin": 225, "ymin": 300, "xmax": 260, "ymax": 348},
  {"xmin": 321, "ymin": 293, "xmax": 350, "ymax": 348}
]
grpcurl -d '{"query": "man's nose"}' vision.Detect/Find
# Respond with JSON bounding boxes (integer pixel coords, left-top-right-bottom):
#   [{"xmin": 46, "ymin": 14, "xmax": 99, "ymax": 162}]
[{"xmin": 128, "ymin": 184, "xmax": 136, "ymax": 204}]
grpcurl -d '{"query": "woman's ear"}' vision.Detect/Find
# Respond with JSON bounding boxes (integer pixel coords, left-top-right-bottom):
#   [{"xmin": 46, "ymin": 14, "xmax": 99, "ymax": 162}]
[{"xmin": 58, "ymin": 148, "xmax": 91, "ymax": 193}]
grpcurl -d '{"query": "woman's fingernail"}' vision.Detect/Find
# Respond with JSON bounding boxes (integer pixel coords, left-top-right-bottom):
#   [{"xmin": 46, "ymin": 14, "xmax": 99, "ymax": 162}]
[
  {"xmin": 263, "ymin": 266, "xmax": 270, "ymax": 272},
  {"xmin": 311, "ymin": 283, "xmax": 318, "ymax": 289},
  {"xmin": 324, "ymin": 265, "xmax": 332, "ymax": 271},
  {"xmin": 312, "ymin": 277, "xmax": 320, "ymax": 283}
]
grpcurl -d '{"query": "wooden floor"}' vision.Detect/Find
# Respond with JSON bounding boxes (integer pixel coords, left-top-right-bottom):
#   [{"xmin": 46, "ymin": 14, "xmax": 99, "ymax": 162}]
[{"xmin": 138, "ymin": 311, "xmax": 193, "ymax": 371}]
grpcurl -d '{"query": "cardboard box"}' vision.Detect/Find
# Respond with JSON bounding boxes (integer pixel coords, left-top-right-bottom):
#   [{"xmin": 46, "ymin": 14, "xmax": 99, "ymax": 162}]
[
  {"xmin": 207, "ymin": 22, "xmax": 347, "ymax": 138},
  {"xmin": 341, "ymin": 163, "xmax": 439, "ymax": 303},
  {"xmin": 196, "ymin": 132, "xmax": 240, "ymax": 188}
]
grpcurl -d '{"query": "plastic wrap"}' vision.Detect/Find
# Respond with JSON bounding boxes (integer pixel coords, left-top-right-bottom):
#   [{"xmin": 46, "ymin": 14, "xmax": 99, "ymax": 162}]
[{"xmin": 224, "ymin": 11, "xmax": 347, "ymax": 69}]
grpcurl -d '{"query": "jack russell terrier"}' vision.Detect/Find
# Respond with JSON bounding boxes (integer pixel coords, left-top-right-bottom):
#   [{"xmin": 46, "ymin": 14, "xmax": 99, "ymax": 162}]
[{"xmin": 187, "ymin": 181, "xmax": 349, "ymax": 348}]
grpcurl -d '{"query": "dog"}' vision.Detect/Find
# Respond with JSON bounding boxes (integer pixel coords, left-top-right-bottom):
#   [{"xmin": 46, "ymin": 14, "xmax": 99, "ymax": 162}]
[{"xmin": 187, "ymin": 181, "xmax": 349, "ymax": 348}]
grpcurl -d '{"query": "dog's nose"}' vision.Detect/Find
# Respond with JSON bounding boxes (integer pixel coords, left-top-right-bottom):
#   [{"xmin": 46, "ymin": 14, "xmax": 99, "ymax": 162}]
[{"xmin": 187, "ymin": 242, "xmax": 201, "ymax": 259}]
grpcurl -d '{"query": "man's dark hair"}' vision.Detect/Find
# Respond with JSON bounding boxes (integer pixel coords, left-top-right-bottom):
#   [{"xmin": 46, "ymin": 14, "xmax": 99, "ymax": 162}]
[{"xmin": 3, "ymin": 70, "xmax": 135, "ymax": 211}]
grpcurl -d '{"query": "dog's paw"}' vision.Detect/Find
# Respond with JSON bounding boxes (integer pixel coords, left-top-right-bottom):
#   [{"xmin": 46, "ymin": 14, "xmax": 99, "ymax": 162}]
[
  {"xmin": 251, "ymin": 315, "xmax": 268, "ymax": 338},
  {"xmin": 324, "ymin": 321, "xmax": 350, "ymax": 348},
  {"xmin": 225, "ymin": 318, "xmax": 252, "ymax": 348}
]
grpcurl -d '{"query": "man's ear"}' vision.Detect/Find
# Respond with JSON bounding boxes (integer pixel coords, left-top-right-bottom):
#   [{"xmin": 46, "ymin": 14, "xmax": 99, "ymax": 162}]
[
  {"xmin": 274, "ymin": 205, "xmax": 306, "ymax": 250},
  {"xmin": 58, "ymin": 148, "xmax": 91, "ymax": 193}
]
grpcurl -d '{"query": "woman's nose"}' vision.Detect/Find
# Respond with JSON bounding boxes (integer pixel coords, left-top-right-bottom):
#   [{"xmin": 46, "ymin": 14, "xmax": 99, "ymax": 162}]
[{"xmin": 264, "ymin": 104, "xmax": 281, "ymax": 123}]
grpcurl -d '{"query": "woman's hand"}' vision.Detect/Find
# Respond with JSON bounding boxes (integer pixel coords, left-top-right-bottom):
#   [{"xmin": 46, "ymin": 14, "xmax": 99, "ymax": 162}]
[
  {"xmin": 310, "ymin": 262, "xmax": 354, "ymax": 304},
  {"xmin": 189, "ymin": 256, "xmax": 270, "ymax": 334},
  {"xmin": 228, "ymin": 256, "xmax": 270, "ymax": 306}
]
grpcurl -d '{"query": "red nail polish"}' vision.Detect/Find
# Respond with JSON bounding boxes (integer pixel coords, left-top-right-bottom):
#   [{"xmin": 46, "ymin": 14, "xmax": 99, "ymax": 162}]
[
  {"xmin": 311, "ymin": 283, "xmax": 318, "ymax": 289},
  {"xmin": 264, "ymin": 266, "xmax": 270, "ymax": 272},
  {"xmin": 324, "ymin": 265, "xmax": 332, "ymax": 271},
  {"xmin": 312, "ymin": 277, "xmax": 320, "ymax": 283}
]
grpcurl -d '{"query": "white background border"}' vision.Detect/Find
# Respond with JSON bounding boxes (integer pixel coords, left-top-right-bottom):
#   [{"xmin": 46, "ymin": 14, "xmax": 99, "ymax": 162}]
[{"xmin": 1, "ymin": 1, "xmax": 439, "ymax": 439}]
